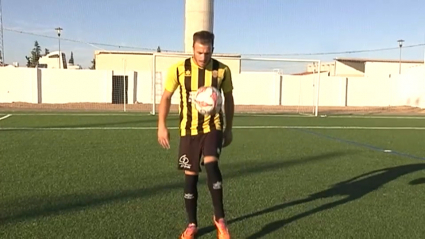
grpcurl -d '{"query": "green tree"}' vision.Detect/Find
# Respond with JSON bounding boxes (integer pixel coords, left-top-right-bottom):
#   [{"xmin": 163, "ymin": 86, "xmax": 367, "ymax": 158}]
[
  {"xmin": 69, "ymin": 51, "xmax": 74, "ymax": 64},
  {"xmin": 25, "ymin": 56, "xmax": 31, "ymax": 67},
  {"xmin": 44, "ymin": 48, "xmax": 50, "ymax": 56},
  {"xmin": 90, "ymin": 58, "xmax": 95, "ymax": 69},
  {"xmin": 25, "ymin": 41, "xmax": 42, "ymax": 67}
]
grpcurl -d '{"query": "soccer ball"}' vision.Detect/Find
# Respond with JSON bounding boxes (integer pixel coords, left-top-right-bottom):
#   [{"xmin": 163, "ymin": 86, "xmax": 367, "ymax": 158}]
[{"xmin": 194, "ymin": 86, "xmax": 222, "ymax": 115}]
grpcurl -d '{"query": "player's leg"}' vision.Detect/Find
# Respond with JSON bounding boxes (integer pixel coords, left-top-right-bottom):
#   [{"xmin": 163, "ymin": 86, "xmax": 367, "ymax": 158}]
[
  {"xmin": 203, "ymin": 130, "xmax": 225, "ymax": 219},
  {"xmin": 178, "ymin": 135, "xmax": 202, "ymax": 239},
  {"xmin": 202, "ymin": 130, "xmax": 230, "ymax": 238}
]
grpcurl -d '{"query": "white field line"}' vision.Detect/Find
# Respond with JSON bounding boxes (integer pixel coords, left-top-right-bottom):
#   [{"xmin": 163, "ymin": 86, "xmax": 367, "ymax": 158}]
[
  {"xmin": 4, "ymin": 112, "xmax": 425, "ymax": 119},
  {"xmin": 246, "ymin": 114, "xmax": 425, "ymax": 119},
  {"xmin": 1, "ymin": 125, "xmax": 425, "ymax": 131},
  {"xmin": 0, "ymin": 114, "xmax": 12, "ymax": 121},
  {"xmin": 5, "ymin": 113, "xmax": 152, "ymax": 116},
  {"xmin": 322, "ymin": 115, "xmax": 425, "ymax": 119}
]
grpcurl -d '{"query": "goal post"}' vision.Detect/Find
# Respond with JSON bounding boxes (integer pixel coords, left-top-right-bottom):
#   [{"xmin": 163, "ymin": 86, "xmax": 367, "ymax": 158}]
[{"xmin": 150, "ymin": 53, "xmax": 321, "ymax": 116}]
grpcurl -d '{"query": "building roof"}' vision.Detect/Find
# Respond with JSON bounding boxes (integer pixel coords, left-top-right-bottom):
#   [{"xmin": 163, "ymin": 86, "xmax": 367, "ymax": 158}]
[
  {"xmin": 94, "ymin": 50, "xmax": 241, "ymax": 58},
  {"xmin": 291, "ymin": 71, "xmax": 328, "ymax": 75},
  {"xmin": 334, "ymin": 57, "xmax": 424, "ymax": 64},
  {"xmin": 94, "ymin": 50, "xmax": 154, "ymax": 56}
]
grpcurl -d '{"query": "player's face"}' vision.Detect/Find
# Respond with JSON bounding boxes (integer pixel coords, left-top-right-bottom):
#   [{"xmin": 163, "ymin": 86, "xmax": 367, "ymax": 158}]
[{"xmin": 193, "ymin": 41, "xmax": 213, "ymax": 68}]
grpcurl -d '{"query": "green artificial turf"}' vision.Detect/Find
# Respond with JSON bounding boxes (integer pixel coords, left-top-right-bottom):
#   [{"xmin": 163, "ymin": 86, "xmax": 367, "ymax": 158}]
[{"xmin": 1, "ymin": 113, "xmax": 425, "ymax": 238}]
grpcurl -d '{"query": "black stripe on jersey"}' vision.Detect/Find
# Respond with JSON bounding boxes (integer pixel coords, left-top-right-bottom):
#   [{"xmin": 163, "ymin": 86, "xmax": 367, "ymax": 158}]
[
  {"xmin": 211, "ymin": 59, "xmax": 219, "ymax": 88},
  {"xmin": 184, "ymin": 58, "xmax": 192, "ymax": 134},
  {"xmin": 209, "ymin": 59, "xmax": 220, "ymax": 129},
  {"xmin": 177, "ymin": 67, "xmax": 183, "ymax": 124},
  {"xmin": 196, "ymin": 67, "xmax": 206, "ymax": 133}
]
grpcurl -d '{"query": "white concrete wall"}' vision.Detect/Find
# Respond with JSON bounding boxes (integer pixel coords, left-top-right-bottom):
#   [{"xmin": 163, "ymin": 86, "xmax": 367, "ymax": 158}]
[
  {"xmin": 281, "ymin": 74, "xmax": 316, "ymax": 106},
  {"xmin": 346, "ymin": 76, "xmax": 393, "ymax": 106},
  {"xmin": 316, "ymin": 76, "xmax": 347, "ymax": 107},
  {"xmin": 395, "ymin": 66, "xmax": 425, "ymax": 108},
  {"xmin": 40, "ymin": 69, "xmax": 114, "ymax": 104},
  {"xmin": 135, "ymin": 71, "xmax": 153, "ymax": 104},
  {"xmin": 233, "ymin": 72, "xmax": 281, "ymax": 105},
  {"xmin": 1, "ymin": 65, "xmax": 424, "ymax": 109},
  {"xmin": 365, "ymin": 62, "xmax": 422, "ymax": 77},
  {"xmin": 0, "ymin": 67, "xmax": 39, "ymax": 103}
]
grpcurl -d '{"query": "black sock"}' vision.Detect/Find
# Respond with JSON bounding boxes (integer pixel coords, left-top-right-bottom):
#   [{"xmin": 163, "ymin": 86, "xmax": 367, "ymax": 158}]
[
  {"xmin": 184, "ymin": 174, "xmax": 199, "ymax": 225},
  {"xmin": 205, "ymin": 161, "xmax": 225, "ymax": 220}
]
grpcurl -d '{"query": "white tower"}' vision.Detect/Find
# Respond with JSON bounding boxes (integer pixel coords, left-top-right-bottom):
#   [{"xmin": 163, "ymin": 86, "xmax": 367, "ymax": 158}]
[{"xmin": 184, "ymin": 0, "xmax": 214, "ymax": 53}]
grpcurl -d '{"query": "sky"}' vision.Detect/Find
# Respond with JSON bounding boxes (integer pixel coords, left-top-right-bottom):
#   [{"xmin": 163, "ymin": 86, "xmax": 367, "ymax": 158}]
[{"xmin": 2, "ymin": 0, "xmax": 425, "ymax": 69}]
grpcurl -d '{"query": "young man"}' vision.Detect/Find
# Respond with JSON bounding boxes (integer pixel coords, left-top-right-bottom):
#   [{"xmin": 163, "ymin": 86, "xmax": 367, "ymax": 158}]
[{"xmin": 157, "ymin": 30, "xmax": 234, "ymax": 239}]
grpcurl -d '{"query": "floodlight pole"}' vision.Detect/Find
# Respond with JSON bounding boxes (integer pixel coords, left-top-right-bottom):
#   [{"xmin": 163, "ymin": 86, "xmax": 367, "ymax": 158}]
[
  {"xmin": 315, "ymin": 61, "xmax": 321, "ymax": 117},
  {"xmin": 397, "ymin": 39, "xmax": 404, "ymax": 74},
  {"xmin": 55, "ymin": 27, "xmax": 63, "ymax": 69}
]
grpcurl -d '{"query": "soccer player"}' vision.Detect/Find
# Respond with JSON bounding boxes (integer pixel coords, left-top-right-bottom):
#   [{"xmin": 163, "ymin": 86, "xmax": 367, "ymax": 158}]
[{"xmin": 157, "ymin": 30, "xmax": 234, "ymax": 239}]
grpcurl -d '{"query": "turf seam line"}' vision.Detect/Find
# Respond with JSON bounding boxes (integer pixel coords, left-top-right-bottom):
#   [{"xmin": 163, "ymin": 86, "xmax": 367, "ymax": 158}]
[{"xmin": 293, "ymin": 128, "xmax": 425, "ymax": 161}]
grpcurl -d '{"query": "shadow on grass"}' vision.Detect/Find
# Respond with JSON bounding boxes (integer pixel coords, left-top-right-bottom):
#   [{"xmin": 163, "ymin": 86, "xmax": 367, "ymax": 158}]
[
  {"xmin": 409, "ymin": 177, "xmax": 425, "ymax": 185},
  {"xmin": 197, "ymin": 163, "xmax": 425, "ymax": 238},
  {"xmin": 0, "ymin": 150, "xmax": 354, "ymax": 226}
]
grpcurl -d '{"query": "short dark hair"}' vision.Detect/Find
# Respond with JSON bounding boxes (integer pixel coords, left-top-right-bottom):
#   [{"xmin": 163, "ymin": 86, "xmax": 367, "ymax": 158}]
[{"xmin": 193, "ymin": 30, "xmax": 214, "ymax": 47}]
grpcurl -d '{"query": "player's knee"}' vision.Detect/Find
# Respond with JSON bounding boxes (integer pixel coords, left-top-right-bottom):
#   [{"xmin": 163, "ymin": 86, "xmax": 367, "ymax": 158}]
[
  {"xmin": 203, "ymin": 156, "xmax": 218, "ymax": 164},
  {"xmin": 204, "ymin": 160, "xmax": 223, "ymax": 185},
  {"xmin": 185, "ymin": 170, "xmax": 198, "ymax": 176},
  {"xmin": 185, "ymin": 174, "xmax": 199, "ymax": 187}
]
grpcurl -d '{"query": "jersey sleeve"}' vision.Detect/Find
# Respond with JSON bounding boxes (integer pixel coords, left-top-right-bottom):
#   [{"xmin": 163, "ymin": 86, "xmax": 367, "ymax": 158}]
[
  {"xmin": 164, "ymin": 64, "xmax": 180, "ymax": 93},
  {"xmin": 221, "ymin": 66, "xmax": 234, "ymax": 93}
]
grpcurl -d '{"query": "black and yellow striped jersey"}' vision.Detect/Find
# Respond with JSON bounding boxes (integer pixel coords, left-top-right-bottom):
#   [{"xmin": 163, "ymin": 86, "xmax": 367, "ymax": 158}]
[{"xmin": 164, "ymin": 57, "xmax": 233, "ymax": 136}]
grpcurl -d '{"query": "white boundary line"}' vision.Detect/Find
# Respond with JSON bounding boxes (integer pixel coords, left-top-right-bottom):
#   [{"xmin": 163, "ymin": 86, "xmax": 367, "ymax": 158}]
[
  {"xmin": 322, "ymin": 115, "xmax": 425, "ymax": 119},
  {"xmin": 3, "ymin": 112, "xmax": 425, "ymax": 119},
  {"xmin": 1, "ymin": 125, "xmax": 425, "ymax": 131},
  {"xmin": 0, "ymin": 114, "xmax": 12, "ymax": 121},
  {"xmin": 2, "ymin": 113, "xmax": 151, "ymax": 116},
  {"xmin": 243, "ymin": 114, "xmax": 425, "ymax": 119}
]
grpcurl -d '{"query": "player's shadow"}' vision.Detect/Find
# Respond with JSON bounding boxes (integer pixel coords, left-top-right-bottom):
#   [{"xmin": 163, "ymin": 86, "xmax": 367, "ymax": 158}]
[
  {"xmin": 0, "ymin": 150, "xmax": 353, "ymax": 226},
  {"xmin": 198, "ymin": 163, "xmax": 425, "ymax": 238}
]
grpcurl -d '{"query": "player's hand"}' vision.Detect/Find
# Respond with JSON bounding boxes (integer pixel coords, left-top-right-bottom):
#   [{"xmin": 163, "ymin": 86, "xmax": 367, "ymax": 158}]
[
  {"xmin": 157, "ymin": 126, "xmax": 170, "ymax": 149},
  {"xmin": 222, "ymin": 129, "xmax": 233, "ymax": 148}
]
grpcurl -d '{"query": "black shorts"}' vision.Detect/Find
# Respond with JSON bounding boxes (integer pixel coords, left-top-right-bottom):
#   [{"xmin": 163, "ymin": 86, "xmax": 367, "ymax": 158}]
[{"xmin": 177, "ymin": 130, "xmax": 223, "ymax": 173}]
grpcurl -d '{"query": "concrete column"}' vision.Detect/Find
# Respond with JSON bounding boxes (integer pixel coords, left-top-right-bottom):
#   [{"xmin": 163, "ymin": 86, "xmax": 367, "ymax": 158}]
[{"xmin": 184, "ymin": 0, "xmax": 214, "ymax": 53}]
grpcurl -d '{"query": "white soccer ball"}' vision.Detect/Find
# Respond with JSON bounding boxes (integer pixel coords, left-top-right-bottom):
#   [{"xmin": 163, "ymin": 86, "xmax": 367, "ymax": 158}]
[{"xmin": 194, "ymin": 86, "xmax": 223, "ymax": 115}]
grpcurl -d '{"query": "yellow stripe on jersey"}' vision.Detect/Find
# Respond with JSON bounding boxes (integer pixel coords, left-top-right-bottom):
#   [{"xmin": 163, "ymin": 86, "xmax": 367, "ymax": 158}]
[{"xmin": 190, "ymin": 63, "xmax": 199, "ymax": 135}]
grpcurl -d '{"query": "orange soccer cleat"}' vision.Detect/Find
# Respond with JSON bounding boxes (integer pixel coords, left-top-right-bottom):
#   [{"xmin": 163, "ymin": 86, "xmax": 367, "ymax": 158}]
[
  {"xmin": 179, "ymin": 223, "xmax": 198, "ymax": 239},
  {"xmin": 213, "ymin": 216, "xmax": 230, "ymax": 239}
]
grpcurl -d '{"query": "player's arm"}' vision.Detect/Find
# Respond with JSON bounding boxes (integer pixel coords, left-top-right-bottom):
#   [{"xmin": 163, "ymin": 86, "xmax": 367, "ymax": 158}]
[
  {"xmin": 158, "ymin": 90, "xmax": 173, "ymax": 129},
  {"xmin": 222, "ymin": 66, "xmax": 234, "ymax": 131},
  {"xmin": 157, "ymin": 65, "xmax": 179, "ymax": 149},
  {"xmin": 158, "ymin": 66, "xmax": 179, "ymax": 129}
]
